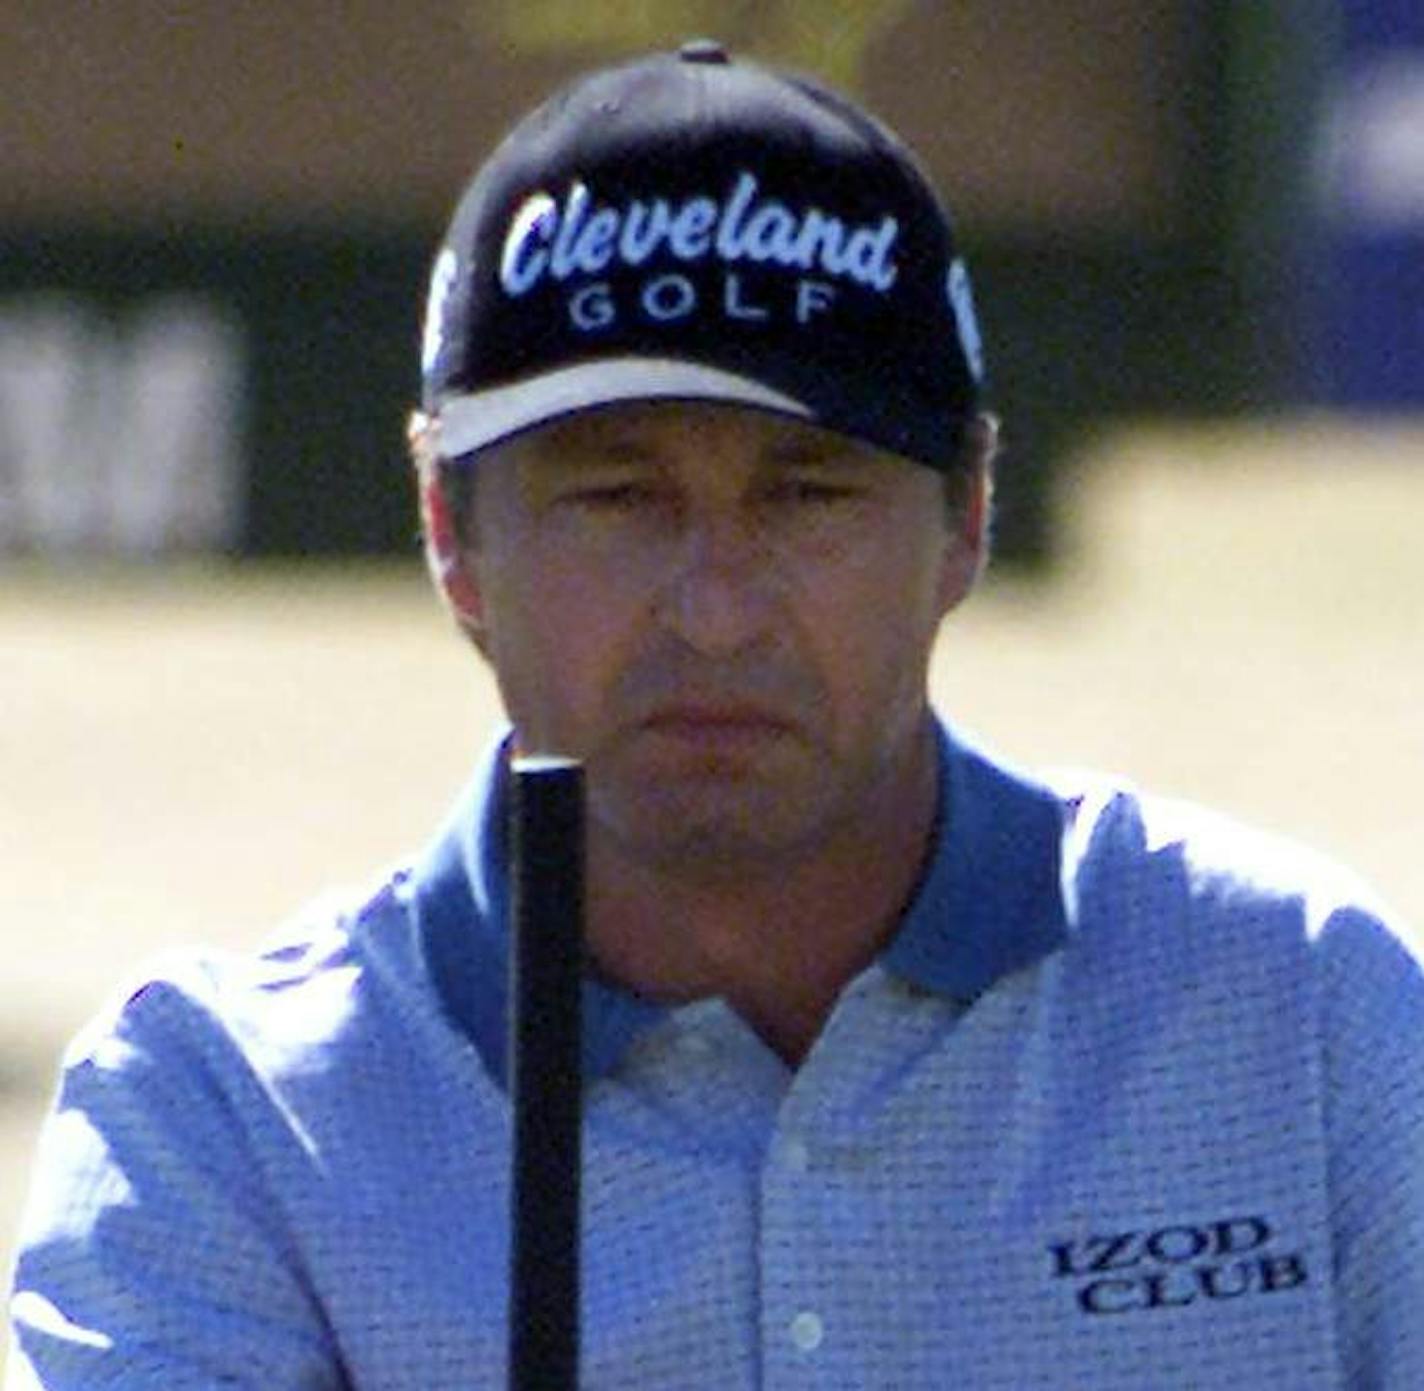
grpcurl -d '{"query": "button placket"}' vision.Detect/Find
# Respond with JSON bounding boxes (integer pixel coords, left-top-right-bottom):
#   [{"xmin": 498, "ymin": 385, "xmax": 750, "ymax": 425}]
[{"xmin": 761, "ymin": 1103, "xmax": 835, "ymax": 1377}]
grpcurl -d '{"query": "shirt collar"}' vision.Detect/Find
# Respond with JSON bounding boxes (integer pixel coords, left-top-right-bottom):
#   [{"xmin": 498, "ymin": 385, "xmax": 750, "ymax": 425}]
[
  {"xmin": 413, "ymin": 717, "xmax": 1069, "ymax": 1086},
  {"xmin": 412, "ymin": 731, "xmax": 665, "ymax": 1089},
  {"xmin": 881, "ymin": 720, "xmax": 1071, "ymax": 1001}
]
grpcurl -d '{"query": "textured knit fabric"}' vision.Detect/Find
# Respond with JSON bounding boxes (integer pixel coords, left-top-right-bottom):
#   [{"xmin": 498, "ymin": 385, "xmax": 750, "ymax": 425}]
[{"xmin": 8, "ymin": 720, "xmax": 1424, "ymax": 1389}]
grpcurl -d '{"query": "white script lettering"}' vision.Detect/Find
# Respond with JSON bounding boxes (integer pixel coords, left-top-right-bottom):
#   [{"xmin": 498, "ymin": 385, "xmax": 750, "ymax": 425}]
[{"xmin": 500, "ymin": 171, "xmax": 900, "ymax": 298}]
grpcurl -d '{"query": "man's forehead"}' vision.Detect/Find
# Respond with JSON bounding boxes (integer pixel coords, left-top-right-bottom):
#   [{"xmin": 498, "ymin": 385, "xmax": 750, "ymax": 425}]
[{"xmin": 503, "ymin": 400, "xmax": 878, "ymax": 464}]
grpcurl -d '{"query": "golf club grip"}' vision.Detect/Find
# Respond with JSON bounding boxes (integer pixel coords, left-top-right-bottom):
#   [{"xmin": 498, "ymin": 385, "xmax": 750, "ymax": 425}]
[{"xmin": 508, "ymin": 755, "xmax": 586, "ymax": 1391}]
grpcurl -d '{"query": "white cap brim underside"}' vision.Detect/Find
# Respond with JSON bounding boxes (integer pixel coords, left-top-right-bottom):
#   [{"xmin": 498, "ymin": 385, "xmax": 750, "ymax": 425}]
[{"xmin": 434, "ymin": 357, "xmax": 815, "ymax": 459}]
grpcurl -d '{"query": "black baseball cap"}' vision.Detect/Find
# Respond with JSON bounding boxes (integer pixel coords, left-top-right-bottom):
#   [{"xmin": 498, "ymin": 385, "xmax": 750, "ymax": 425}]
[{"xmin": 420, "ymin": 39, "xmax": 986, "ymax": 471}]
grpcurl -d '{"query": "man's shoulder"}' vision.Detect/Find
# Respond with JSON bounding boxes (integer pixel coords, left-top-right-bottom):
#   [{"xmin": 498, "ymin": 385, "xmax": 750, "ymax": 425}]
[
  {"xmin": 65, "ymin": 863, "xmax": 428, "ymax": 1078},
  {"xmin": 1038, "ymin": 762, "xmax": 1418, "ymax": 978},
  {"xmin": 946, "ymin": 732, "xmax": 1373, "ymax": 922}
]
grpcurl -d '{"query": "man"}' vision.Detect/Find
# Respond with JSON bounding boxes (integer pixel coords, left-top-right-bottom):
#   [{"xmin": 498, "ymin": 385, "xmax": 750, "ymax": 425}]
[{"xmin": 9, "ymin": 41, "xmax": 1423, "ymax": 1390}]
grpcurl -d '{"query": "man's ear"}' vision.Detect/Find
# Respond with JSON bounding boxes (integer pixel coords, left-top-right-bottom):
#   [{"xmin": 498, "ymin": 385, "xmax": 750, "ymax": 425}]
[
  {"xmin": 937, "ymin": 413, "xmax": 998, "ymax": 611},
  {"xmin": 419, "ymin": 471, "xmax": 484, "ymax": 635},
  {"xmin": 409, "ymin": 411, "xmax": 485, "ymax": 644}
]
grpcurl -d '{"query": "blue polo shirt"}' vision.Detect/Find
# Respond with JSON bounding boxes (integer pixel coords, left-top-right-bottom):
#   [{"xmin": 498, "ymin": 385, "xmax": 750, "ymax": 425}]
[{"xmin": 9, "ymin": 720, "xmax": 1424, "ymax": 1388}]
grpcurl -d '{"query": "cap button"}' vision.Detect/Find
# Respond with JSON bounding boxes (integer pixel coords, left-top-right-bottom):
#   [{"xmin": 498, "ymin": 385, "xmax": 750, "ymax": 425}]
[{"xmin": 678, "ymin": 38, "xmax": 730, "ymax": 65}]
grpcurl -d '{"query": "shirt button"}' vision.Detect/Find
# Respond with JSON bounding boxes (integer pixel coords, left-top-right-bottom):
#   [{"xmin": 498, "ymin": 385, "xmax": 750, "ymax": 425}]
[{"xmin": 789, "ymin": 1311, "xmax": 824, "ymax": 1352}]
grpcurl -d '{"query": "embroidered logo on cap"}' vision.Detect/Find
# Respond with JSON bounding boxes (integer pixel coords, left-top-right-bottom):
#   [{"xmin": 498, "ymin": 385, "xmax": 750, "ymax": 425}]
[
  {"xmin": 422, "ymin": 248, "xmax": 460, "ymax": 375},
  {"xmin": 496, "ymin": 172, "xmax": 903, "ymax": 339},
  {"xmin": 499, "ymin": 171, "xmax": 901, "ymax": 299},
  {"xmin": 946, "ymin": 258, "xmax": 984, "ymax": 384}
]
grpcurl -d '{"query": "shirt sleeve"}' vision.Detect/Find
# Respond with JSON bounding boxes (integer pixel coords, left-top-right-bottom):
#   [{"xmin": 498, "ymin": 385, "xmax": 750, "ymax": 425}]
[
  {"xmin": 1319, "ymin": 902, "xmax": 1424, "ymax": 1388},
  {"xmin": 6, "ymin": 971, "xmax": 345, "ymax": 1390}
]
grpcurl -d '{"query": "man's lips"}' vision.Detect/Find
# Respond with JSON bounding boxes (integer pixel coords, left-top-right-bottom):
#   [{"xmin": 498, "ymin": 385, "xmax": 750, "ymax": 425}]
[{"xmin": 638, "ymin": 704, "xmax": 796, "ymax": 745}]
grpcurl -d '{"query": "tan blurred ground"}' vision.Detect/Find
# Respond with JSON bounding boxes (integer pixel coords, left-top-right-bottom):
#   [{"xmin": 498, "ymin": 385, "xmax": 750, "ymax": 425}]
[{"xmin": 4, "ymin": 418, "xmax": 1423, "ymax": 1362}]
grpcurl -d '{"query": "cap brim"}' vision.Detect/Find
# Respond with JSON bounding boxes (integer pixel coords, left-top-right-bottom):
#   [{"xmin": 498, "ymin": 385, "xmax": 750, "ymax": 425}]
[{"xmin": 433, "ymin": 356, "xmax": 815, "ymax": 459}]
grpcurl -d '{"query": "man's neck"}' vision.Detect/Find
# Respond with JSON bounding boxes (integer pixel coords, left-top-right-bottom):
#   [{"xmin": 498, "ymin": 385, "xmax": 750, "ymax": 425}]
[{"xmin": 584, "ymin": 724, "xmax": 941, "ymax": 1065}]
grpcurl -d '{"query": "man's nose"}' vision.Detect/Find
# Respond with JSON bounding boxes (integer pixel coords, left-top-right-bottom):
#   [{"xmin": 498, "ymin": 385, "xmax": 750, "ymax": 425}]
[{"xmin": 653, "ymin": 508, "xmax": 779, "ymax": 657}]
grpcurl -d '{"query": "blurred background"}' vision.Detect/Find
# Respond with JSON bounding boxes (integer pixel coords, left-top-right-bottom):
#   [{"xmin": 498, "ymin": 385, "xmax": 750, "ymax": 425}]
[{"xmin": 3, "ymin": 0, "xmax": 1421, "ymax": 1355}]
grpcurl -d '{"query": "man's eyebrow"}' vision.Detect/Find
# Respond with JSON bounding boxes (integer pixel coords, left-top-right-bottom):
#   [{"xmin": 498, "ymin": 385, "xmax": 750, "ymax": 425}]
[
  {"xmin": 523, "ymin": 433, "xmax": 662, "ymax": 468},
  {"xmin": 764, "ymin": 435, "xmax": 879, "ymax": 468}
]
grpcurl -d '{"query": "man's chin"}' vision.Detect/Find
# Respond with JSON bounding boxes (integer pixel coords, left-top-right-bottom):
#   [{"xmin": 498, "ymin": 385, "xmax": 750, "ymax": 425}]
[{"xmin": 592, "ymin": 778, "xmax": 830, "ymax": 878}]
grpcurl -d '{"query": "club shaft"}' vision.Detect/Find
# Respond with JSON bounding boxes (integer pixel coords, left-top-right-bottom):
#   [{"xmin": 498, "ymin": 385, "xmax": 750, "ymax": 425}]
[{"xmin": 507, "ymin": 756, "xmax": 585, "ymax": 1391}]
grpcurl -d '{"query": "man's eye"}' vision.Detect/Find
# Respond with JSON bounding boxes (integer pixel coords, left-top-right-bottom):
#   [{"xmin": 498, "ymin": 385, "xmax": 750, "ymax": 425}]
[
  {"xmin": 561, "ymin": 481, "xmax": 659, "ymax": 510},
  {"xmin": 766, "ymin": 478, "xmax": 862, "ymax": 505}
]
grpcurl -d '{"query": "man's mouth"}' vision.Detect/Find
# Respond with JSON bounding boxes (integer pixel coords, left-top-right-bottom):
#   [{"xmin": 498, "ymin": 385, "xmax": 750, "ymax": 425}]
[{"xmin": 639, "ymin": 703, "xmax": 796, "ymax": 750}]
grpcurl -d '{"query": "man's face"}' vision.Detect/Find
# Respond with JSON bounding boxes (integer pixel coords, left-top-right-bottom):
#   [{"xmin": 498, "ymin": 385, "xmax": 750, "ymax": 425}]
[{"xmin": 458, "ymin": 401, "xmax": 983, "ymax": 877}]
